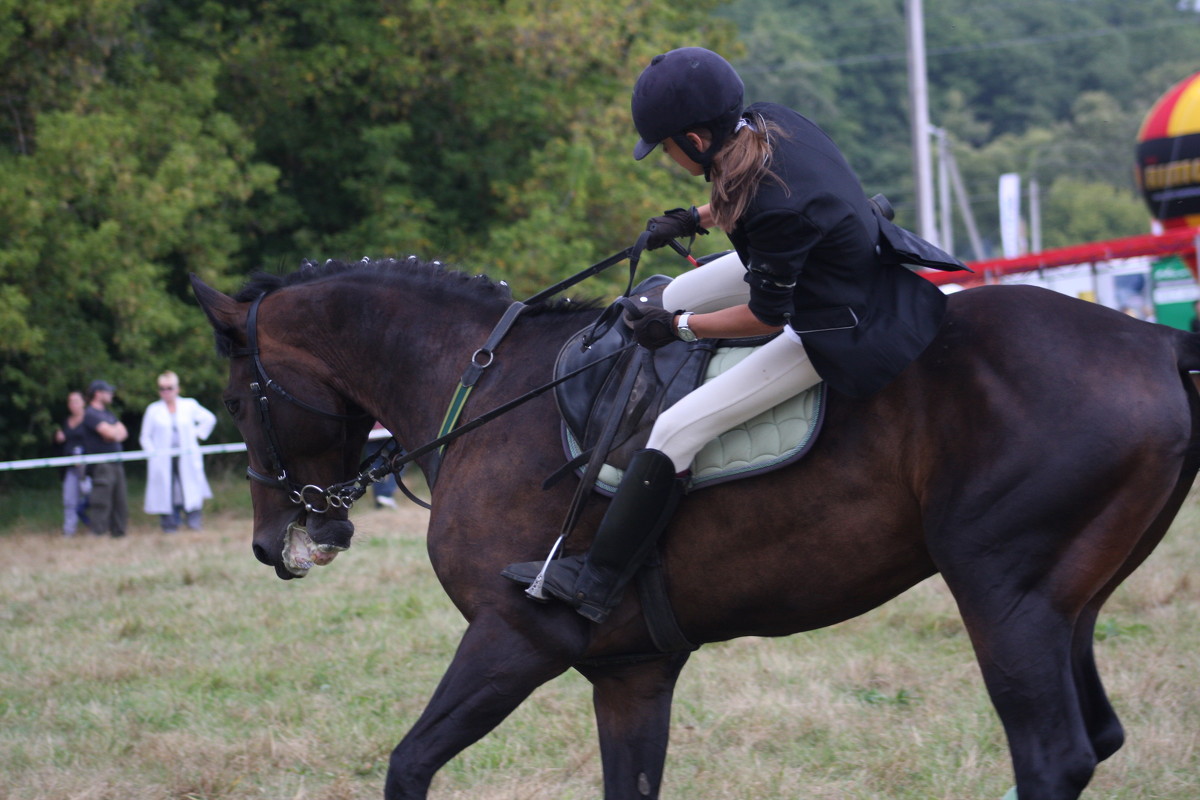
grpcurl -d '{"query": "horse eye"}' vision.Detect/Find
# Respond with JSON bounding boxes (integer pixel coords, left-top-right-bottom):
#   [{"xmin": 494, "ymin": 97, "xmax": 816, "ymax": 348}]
[{"xmin": 224, "ymin": 398, "xmax": 241, "ymax": 416}]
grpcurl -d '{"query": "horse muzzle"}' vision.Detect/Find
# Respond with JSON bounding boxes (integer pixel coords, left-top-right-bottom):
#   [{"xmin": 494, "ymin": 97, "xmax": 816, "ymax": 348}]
[{"xmin": 280, "ymin": 521, "xmax": 349, "ymax": 578}]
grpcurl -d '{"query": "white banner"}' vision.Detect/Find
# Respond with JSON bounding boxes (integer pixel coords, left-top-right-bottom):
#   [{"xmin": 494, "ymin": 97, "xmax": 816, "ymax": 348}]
[{"xmin": 999, "ymin": 172, "xmax": 1022, "ymax": 258}]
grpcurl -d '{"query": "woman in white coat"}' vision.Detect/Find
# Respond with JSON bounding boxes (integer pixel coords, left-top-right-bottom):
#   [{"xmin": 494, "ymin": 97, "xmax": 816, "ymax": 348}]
[{"xmin": 140, "ymin": 371, "xmax": 217, "ymax": 532}]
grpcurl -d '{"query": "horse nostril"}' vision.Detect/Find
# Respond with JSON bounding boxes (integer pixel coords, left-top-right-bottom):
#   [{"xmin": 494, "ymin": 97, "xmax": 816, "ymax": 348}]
[{"xmin": 252, "ymin": 543, "xmax": 271, "ymax": 565}]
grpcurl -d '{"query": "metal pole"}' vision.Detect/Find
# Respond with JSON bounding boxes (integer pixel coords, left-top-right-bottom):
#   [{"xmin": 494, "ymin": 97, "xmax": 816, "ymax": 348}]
[
  {"xmin": 936, "ymin": 126, "xmax": 953, "ymax": 253},
  {"xmin": 947, "ymin": 147, "xmax": 986, "ymax": 259},
  {"xmin": 1029, "ymin": 178, "xmax": 1042, "ymax": 253},
  {"xmin": 906, "ymin": 0, "xmax": 937, "ymax": 245}
]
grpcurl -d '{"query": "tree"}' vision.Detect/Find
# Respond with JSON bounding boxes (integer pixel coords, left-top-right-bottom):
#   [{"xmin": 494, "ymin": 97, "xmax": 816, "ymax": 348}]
[
  {"xmin": 0, "ymin": 1, "xmax": 275, "ymax": 466},
  {"xmin": 0, "ymin": 0, "xmax": 739, "ymax": 465},
  {"xmin": 719, "ymin": 0, "xmax": 1200, "ymax": 255},
  {"xmin": 1039, "ymin": 178, "xmax": 1149, "ymax": 250},
  {"xmin": 146, "ymin": 0, "xmax": 739, "ymax": 278}
]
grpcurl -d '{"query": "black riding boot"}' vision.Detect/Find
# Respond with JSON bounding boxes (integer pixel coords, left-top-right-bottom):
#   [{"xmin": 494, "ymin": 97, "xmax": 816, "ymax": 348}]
[{"xmin": 502, "ymin": 448, "xmax": 685, "ymax": 623}]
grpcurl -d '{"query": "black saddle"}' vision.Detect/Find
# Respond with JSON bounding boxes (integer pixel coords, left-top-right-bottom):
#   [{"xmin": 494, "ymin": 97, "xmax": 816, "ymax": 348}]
[
  {"xmin": 547, "ymin": 275, "xmax": 821, "ymax": 655},
  {"xmin": 553, "ymin": 275, "xmax": 775, "ymax": 480}
]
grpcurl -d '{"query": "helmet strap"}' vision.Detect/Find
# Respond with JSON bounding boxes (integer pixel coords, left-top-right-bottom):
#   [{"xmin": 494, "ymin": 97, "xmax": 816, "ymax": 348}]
[{"xmin": 671, "ymin": 133, "xmax": 717, "ymax": 182}]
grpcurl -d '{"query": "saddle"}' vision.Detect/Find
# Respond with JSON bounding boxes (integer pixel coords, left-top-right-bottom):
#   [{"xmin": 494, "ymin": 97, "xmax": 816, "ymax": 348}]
[
  {"xmin": 547, "ymin": 274, "xmax": 828, "ymax": 655},
  {"xmin": 553, "ymin": 275, "xmax": 827, "ymax": 495}
]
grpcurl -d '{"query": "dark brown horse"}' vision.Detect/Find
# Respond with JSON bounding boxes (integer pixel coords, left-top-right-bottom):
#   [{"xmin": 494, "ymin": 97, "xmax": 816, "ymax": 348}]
[{"xmin": 192, "ymin": 257, "xmax": 1200, "ymax": 800}]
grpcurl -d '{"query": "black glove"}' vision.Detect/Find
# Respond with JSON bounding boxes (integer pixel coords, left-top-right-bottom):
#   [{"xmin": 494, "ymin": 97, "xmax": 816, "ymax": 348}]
[
  {"xmin": 622, "ymin": 303, "xmax": 680, "ymax": 350},
  {"xmin": 645, "ymin": 207, "xmax": 708, "ymax": 250}
]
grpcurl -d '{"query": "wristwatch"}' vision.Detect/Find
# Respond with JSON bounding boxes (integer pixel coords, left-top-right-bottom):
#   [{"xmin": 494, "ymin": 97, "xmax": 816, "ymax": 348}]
[{"xmin": 676, "ymin": 312, "xmax": 697, "ymax": 342}]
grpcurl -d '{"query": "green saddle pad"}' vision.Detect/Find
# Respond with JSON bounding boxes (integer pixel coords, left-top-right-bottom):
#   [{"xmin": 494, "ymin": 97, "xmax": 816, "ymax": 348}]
[{"xmin": 565, "ymin": 344, "xmax": 827, "ymax": 493}]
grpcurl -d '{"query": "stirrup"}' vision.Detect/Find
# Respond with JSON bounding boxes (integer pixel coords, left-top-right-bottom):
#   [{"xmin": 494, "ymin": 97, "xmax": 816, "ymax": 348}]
[{"xmin": 516, "ymin": 534, "xmax": 566, "ymax": 601}]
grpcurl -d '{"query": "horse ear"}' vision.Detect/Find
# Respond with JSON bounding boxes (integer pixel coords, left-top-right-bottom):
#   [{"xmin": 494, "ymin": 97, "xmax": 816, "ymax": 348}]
[{"xmin": 190, "ymin": 273, "xmax": 246, "ymax": 356}]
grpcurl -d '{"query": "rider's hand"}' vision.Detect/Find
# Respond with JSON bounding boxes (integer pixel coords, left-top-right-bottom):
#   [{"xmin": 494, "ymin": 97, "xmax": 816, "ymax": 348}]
[
  {"xmin": 645, "ymin": 207, "xmax": 707, "ymax": 250},
  {"xmin": 623, "ymin": 304, "xmax": 680, "ymax": 350}
]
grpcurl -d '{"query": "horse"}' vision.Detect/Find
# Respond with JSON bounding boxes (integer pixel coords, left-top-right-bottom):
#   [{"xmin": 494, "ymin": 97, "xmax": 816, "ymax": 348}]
[{"xmin": 191, "ymin": 256, "xmax": 1200, "ymax": 800}]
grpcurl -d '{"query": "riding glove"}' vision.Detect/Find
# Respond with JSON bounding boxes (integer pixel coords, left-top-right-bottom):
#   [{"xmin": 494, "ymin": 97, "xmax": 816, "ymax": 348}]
[
  {"xmin": 645, "ymin": 207, "xmax": 708, "ymax": 250},
  {"xmin": 623, "ymin": 304, "xmax": 681, "ymax": 350}
]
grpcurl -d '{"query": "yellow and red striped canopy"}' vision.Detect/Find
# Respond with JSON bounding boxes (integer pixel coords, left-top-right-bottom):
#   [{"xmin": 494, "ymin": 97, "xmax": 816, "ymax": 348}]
[{"xmin": 1139, "ymin": 72, "xmax": 1200, "ymax": 141}]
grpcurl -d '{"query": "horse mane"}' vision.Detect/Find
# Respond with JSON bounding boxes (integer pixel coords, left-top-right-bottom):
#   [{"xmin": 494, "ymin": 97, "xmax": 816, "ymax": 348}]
[
  {"xmin": 233, "ymin": 257, "xmax": 600, "ymax": 316},
  {"xmin": 213, "ymin": 257, "xmax": 602, "ymax": 357}
]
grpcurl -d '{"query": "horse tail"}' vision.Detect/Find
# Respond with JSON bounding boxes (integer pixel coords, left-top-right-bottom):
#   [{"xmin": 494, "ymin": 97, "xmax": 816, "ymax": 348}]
[
  {"xmin": 1175, "ymin": 329, "xmax": 1200, "ymax": 374},
  {"xmin": 1168, "ymin": 330, "xmax": 1200, "ymax": 475}
]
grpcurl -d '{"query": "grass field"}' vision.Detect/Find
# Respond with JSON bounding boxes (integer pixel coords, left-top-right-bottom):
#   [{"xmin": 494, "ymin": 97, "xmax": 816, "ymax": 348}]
[{"xmin": 1, "ymin": 474, "xmax": 1198, "ymax": 799}]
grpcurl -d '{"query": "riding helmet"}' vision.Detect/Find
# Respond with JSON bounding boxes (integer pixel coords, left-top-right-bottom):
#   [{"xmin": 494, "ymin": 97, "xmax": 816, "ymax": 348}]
[{"xmin": 631, "ymin": 47, "xmax": 745, "ymax": 166}]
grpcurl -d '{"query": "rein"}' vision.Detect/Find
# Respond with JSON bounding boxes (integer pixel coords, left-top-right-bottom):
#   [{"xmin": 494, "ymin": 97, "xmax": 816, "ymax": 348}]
[
  {"xmin": 236, "ymin": 235, "xmax": 652, "ymax": 514},
  {"xmin": 413, "ymin": 231, "xmax": 652, "ymax": 492}
]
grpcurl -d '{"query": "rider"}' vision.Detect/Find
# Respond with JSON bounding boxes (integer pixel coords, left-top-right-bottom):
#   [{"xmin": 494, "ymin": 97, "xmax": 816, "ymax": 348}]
[{"xmin": 504, "ymin": 47, "xmax": 955, "ymax": 623}]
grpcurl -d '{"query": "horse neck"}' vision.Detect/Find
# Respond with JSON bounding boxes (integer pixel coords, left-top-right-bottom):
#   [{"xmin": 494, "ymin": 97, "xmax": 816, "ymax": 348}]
[{"xmin": 298, "ymin": 280, "xmax": 584, "ymax": 456}]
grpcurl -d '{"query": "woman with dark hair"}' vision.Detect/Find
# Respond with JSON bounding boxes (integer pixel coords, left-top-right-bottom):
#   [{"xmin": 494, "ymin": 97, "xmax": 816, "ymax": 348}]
[
  {"xmin": 505, "ymin": 48, "xmax": 958, "ymax": 623},
  {"xmin": 52, "ymin": 390, "xmax": 90, "ymax": 536}
]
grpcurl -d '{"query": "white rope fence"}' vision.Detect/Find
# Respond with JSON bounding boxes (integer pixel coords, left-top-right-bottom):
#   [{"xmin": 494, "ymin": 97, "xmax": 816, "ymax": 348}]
[{"xmin": 0, "ymin": 428, "xmax": 392, "ymax": 473}]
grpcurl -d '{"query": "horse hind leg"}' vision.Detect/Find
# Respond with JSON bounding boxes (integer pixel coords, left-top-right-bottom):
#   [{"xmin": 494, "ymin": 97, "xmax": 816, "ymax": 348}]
[
  {"xmin": 934, "ymin": 535, "xmax": 1115, "ymax": 797},
  {"xmin": 1069, "ymin": 466, "xmax": 1198, "ymax": 765},
  {"xmin": 578, "ymin": 652, "xmax": 692, "ymax": 800},
  {"xmin": 940, "ymin": 492, "xmax": 1184, "ymax": 799},
  {"xmin": 1071, "ymin": 604, "xmax": 1124, "ymax": 763},
  {"xmin": 965, "ymin": 600, "xmax": 1097, "ymax": 799}
]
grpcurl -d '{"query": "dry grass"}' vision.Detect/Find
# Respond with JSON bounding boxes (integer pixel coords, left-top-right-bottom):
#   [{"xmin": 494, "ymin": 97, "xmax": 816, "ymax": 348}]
[{"xmin": 1, "ymin": 490, "xmax": 1198, "ymax": 799}]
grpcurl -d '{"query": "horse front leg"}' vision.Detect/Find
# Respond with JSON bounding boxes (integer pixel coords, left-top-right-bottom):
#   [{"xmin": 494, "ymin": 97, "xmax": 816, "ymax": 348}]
[
  {"xmin": 579, "ymin": 651, "xmax": 692, "ymax": 800},
  {"xmin": 384, "ymin": 611, "xmax": 585, "ymax": 799}
]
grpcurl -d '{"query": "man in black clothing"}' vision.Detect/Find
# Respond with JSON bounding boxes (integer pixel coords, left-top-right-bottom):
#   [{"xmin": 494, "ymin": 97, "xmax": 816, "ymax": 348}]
[{"xmin": 82, "ymin": 380, "xmax": 129, "ymax": 537}]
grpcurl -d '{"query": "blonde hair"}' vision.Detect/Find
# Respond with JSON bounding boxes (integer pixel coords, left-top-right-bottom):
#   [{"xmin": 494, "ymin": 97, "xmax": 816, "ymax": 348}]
[
  {"xmin": 157, "ymin": 370, "xmax": 179, "ymax": 389},
  {"xmin": 706, "ymin": 113, "xmax": 787, "ymax": 233}
]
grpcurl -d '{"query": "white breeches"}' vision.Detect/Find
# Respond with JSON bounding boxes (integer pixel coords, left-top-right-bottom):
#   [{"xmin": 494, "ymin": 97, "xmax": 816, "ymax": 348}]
[{"xmin": 649, "ymin": 253, "xmax": 821, "ymax": 472}]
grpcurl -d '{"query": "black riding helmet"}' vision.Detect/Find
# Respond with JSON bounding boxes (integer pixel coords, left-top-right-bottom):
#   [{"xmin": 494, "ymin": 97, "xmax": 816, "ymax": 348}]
[{"xmin": 631, "ymin": 47, "xmax": 744, "ymax": 175}]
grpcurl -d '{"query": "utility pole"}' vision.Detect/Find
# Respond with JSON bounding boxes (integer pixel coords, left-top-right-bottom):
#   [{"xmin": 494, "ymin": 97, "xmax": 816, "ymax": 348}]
[
  {"xmin": 906, "ymin": 0, "xmax": 937, "ymax": 245},
  {"xmin": 936, "ymin": 126, "xmax": 952, "ymax": 253}
]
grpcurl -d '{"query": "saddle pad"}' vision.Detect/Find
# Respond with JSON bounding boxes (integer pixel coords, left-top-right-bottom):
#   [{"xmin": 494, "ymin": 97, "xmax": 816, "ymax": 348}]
[{"xmin": 565, "ymin": 344, "xmax": 827, "ymax": 493}]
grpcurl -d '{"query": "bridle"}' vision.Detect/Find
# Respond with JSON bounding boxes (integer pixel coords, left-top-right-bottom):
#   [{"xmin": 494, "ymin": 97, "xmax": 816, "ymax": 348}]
[
  {"xmin": 234, "ymin": 292, "xmax": 387, "ymax": 514},
  {"xmin": 228, "ymin": 236, "xmax": 656, "ymax": 514}
]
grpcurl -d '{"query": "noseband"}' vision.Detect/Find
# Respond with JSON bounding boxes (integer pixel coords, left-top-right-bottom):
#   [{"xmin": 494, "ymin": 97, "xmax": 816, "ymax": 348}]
[{"xmin": 234, "ymin": 292, "xmax": 385, "ymax": 513}]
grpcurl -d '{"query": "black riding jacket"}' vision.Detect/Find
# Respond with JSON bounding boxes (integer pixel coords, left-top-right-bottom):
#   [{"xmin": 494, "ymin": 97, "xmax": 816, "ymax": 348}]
[{"xmin": 729, "ymin": 102, "xmax": 948, "ymax": 398}]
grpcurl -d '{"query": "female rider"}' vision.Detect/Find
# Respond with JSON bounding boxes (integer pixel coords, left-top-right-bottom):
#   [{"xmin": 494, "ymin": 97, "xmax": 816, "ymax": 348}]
[{"xmin": 505, "ymin": 47, "xmax": 955, "ymax": 623}]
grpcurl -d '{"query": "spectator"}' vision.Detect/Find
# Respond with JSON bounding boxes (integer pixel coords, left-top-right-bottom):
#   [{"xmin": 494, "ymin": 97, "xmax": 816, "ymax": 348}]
[
  {"xmin": 366, "ymin": 423, "xmax": 398, "ymax": 509},
  {"xmin": 52, "ymin": 390, "xmax": 90, "ymax": 536},
  {"xmin": 82, "ymin": 380, "xmax": 129, "ymax": 538},
  {"xmin": 139, "ymin": 370, "xmax": 217, "ymax": 532}
]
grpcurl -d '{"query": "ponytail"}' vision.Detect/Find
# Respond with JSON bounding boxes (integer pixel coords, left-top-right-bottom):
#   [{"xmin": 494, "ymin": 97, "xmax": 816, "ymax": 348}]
[{"xmin": 707, "ymin": 112, "xmax": 786, "ymax": 233}]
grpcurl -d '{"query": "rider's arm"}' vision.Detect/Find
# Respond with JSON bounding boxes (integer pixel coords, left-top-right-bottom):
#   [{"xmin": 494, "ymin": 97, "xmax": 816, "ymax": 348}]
[{"xmin": 676, "ymin": 305, "xmax": 781, "ymax": 340}]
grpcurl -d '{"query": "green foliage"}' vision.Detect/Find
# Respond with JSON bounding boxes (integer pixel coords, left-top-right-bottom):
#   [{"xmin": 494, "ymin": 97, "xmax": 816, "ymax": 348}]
[
  {"xmin": 1039, "ymin": 177, "xmax": 1150, "ymax": 249},
  {"xmin": 3, "ymin": 0, "xmax": 1200, "ymax": 464},
  {"xmin": 0, "ymin": 2, "xmax": 276, "ymax": 460},
  {"xmin": 0, "ymin": 0, "xmax": 734, "ymax": 463},
  {"xmin": 721, "ymin": 0, "xmax": 1200, "ymax": 249}
]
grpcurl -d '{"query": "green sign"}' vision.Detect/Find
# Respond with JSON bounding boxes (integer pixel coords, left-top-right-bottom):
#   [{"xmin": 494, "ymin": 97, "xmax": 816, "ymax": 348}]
[{"xmin": 1152, "ymin": 255, "xmax": 1200, "ymax": 330}]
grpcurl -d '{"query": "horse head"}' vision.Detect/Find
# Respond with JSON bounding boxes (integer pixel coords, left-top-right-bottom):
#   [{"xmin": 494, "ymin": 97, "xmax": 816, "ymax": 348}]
[{"xmin": 191, "ymin": 274, "xmax": 377, "ymax": 580}]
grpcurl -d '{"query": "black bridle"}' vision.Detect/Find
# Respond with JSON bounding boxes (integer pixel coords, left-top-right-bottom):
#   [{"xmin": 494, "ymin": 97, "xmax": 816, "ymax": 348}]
[
  {"xmin": 236, "ymin": 292, "xmax": 388, "ymax": 514},
  {"xmin": 232, "ymin": 236, "xmax": 654, "ymax": 514}
]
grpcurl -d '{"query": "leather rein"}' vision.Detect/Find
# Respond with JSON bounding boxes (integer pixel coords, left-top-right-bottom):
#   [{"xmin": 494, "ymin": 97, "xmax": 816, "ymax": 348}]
[{"xmin": 233, "ymin": 235, "xmax": 652, "ymax": 514}]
